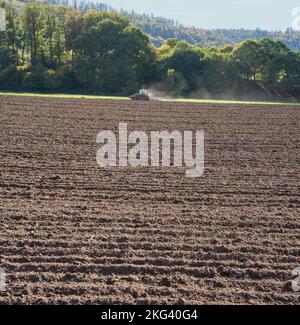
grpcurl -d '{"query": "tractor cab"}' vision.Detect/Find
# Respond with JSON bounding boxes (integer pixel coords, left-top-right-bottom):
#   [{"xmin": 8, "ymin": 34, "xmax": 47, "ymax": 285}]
[{"xmin": 129, "ymin": 89, "xmax": 150, "ymax": 101}]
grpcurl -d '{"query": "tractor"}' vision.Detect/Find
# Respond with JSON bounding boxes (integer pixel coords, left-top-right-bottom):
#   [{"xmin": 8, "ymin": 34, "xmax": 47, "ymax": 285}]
[{"xmin": 129, "ymin": 89, "xmax": 150, "ymax": 101}]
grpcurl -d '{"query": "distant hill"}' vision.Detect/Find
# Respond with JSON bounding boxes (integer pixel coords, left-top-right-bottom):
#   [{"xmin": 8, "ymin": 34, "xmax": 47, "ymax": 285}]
[
  {"xmin": 12, "ymin": 0, "xmax": 300, "ymax": 51},
  {"xmin": 124, "ymin": 11, "xmax": 300, "ymax": 51}
]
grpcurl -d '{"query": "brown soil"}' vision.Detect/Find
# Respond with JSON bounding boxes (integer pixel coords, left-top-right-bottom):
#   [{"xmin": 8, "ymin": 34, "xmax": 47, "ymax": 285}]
[{"xmin": 0, "ymin": 95, "xmax": 299, "ymax": 305}]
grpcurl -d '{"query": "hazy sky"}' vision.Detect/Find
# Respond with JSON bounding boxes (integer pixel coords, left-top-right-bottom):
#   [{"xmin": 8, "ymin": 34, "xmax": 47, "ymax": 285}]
[{"xmin": 102, "ymin": 0, "xmax": 300, "ymax": 31}]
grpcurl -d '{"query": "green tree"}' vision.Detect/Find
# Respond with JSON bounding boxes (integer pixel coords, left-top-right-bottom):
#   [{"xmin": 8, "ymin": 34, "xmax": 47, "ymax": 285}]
[
  {"xmin": 281, "ymin": 51, "xmax": 300, "ymax": 96},
  {"xmin": 0, "ymin": 46, "xmax": 16, "ymax": 70},
  {"xmin": 21, "ymin": 4, "xmax": 45, "ymax": 65},
  {"xmin": 232, "ymin": 39, "xmax": 262, "ymax": 80},
  {"xmin": 159, "ymin": 41, "xmax": 205, "ymax": 92},
  {"xmin": 201, "ymin": 50, "xmax": 234, "ymax": 92},
  {"xmin": 258, "ymin": 38, "xmax": 290, "ymax": 87},
  {"xmin": 66, "ymin": 10, "xmax": 155, "ymax": 94},
  {"xmin": 159, "ymin": 68, "xmax": 188, "ymax": 96}
]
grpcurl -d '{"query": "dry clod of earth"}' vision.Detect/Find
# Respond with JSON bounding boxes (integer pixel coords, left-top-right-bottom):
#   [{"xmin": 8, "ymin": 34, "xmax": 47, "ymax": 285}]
[{"xmin": 0, "ymin": 95, "xmax": 299, "ymax": 304}]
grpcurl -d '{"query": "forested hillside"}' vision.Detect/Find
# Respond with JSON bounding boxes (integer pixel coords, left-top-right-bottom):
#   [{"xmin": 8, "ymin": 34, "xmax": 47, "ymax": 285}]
[
  {"xmin": 125, "ymin": 12, "xmax": 300, "ymax": 51},
  {"xmin": 43, "ymin": 0, "xmax": 300, "ymax": 51},
  {"xmin": 0, "ymin": 1, "xmax": 299, "ymax": 99}
]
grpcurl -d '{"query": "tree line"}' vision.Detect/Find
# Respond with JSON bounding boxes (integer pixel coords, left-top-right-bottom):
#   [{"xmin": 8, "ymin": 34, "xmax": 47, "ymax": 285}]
[{"xmin": 0, "ymin": 1, "xmax": 299, "ymax": 98}]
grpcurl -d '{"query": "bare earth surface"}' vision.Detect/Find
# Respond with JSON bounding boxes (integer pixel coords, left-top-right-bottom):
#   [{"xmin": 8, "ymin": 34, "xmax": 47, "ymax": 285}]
[{"xmin": 0, "ymin": 95, "xmax": 299, "ymax": 305}]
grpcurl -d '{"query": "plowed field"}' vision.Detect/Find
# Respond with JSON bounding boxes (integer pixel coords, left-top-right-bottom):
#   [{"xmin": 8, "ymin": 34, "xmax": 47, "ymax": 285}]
[{"xmin": 0, "ymin": 95, "xmax": 299, "ymax": 304}]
